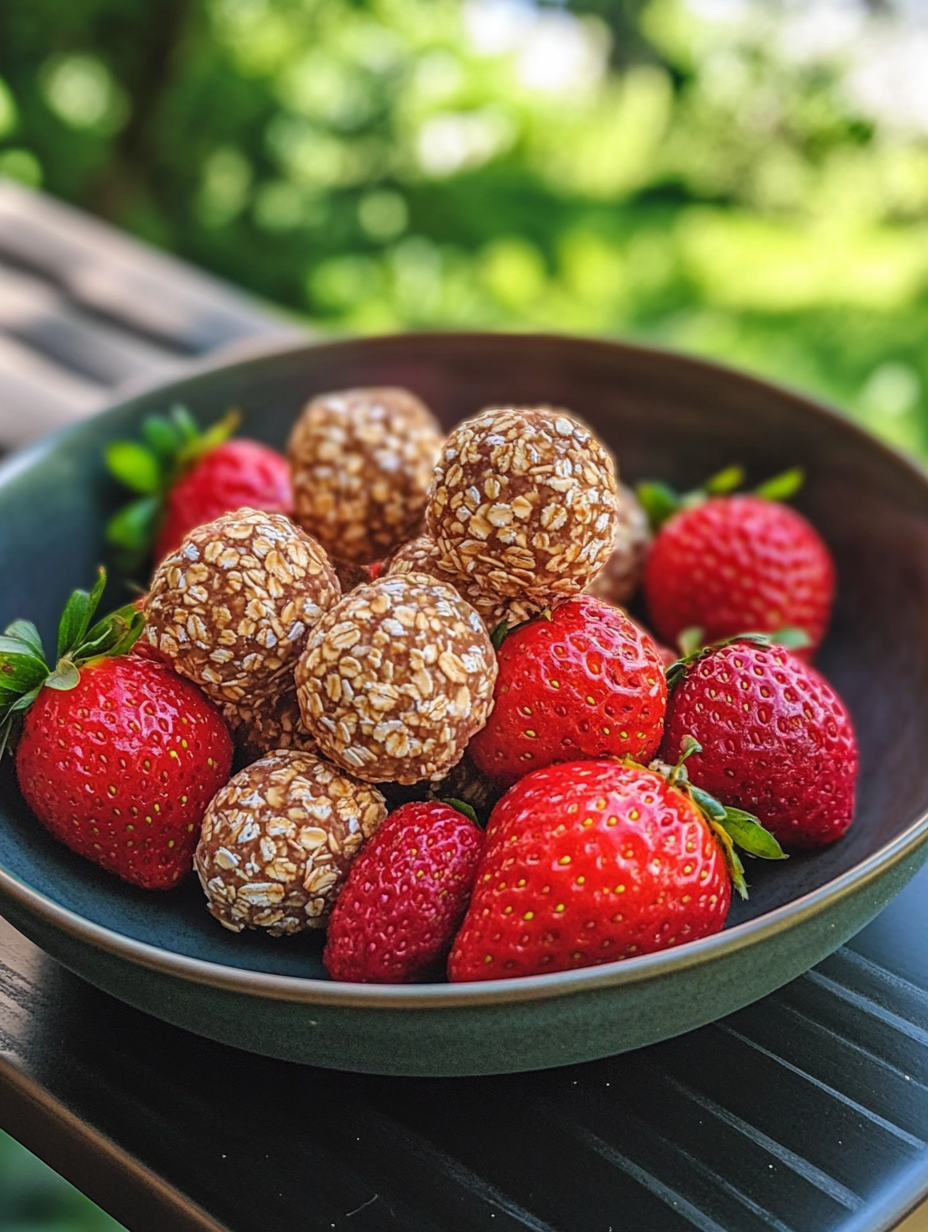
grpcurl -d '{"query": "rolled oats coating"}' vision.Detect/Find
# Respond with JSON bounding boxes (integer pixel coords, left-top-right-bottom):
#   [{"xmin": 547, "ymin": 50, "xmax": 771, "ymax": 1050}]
[
  {"xmin": 585, "ymin": 484, "xmax": 653, "ymax": 607},
  {"xmin": 288, "ymin": 387, "xmax": 443, "ymax": 565},
  {"xmin": 195, "ymin": 750, "xmax": 386, "ymax": 934},
  {"xmin": 220, "ymin": 684, "xmax": 317, "ymax": 764},
  {"xmin": 295, "ymin": 572, "xmax": 498, "ymax": 784},
  {"xmin": 144, "ymin": 509, "xmax": 340, "ymax": 704},
  {"xmin": 383, "ymin": 535, "xmax": 540, "ymax": 633},
  {"xmin": 426, "ymin": 406, "xmax": 619, "ymax": 603}
]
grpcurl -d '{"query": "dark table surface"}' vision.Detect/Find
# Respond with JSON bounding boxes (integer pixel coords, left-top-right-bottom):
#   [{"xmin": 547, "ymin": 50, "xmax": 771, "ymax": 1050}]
[
  {"xmin": 5, "ymin": 869, "xmax": 928, "ymax": 1232},
  {"xmin": 2, "ymin": 178, "xmax": 928, "ymax": 1232}
]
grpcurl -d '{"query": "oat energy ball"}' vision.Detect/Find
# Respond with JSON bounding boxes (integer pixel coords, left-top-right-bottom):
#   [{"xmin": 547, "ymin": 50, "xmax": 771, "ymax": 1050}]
[
  {"xmin": 288, "ymin": 387, "xmax": 443, "ymax": 565},
  {"xmin": 220, "ymin": 685, "xmax": 317, "ymax": 764},
  {"xmin": 295, "ymin": 572, "xmax": 498, "ymax": 784},
  {"xmin": 384, "ymin": 535, "xmax": 540, "ymax": 634},
  {"xmin": 585, "ymin": 483, "xmax": 653, "ymax": 607},
  {"xmin": 427, "ymin": 406, "xmax": 619, "ymax": 604},
  {"xmin": 144, "ymin": 508, "xmax": 340, "ymax": 703},
  {"xmin": 195, "ymin": 750, "xmax": 386, "ymax": 934}
]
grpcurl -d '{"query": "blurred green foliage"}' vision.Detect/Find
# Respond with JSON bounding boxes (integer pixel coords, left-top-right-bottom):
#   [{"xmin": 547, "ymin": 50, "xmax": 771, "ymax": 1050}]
[
  {"xmin": 1, "ymin": 0, "xmax": 927, "ymax": 452},
  {"xmin": 0, "ymin": 1131, "xmax": 124, "ymax": 1231}
]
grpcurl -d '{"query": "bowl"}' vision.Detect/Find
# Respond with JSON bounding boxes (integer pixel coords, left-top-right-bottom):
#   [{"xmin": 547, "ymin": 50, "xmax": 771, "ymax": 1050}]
[{"xmin": 2, "ymin": 332, "xmax": 928, "ymax": 1078}]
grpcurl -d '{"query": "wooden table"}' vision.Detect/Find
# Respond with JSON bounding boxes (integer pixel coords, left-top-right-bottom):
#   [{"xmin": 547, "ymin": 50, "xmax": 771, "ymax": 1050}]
[{"xmin": 2, "ymin": 178, "xmax": 928, "ymax": 1232}]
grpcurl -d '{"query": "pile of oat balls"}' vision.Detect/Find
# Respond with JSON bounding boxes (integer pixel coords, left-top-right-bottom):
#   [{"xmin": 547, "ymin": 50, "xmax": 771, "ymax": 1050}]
[{"xmin": 141, "ymin": 389, "xmax": 649, "ymax": 944}]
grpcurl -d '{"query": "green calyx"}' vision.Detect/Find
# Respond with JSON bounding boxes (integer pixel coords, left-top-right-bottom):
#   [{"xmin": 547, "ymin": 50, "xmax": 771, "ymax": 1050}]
[
  {"xmin": 490, "ymin": 606, "xmax": 550, "ymax": 652},
  {"xmin": 440, "ymin": 798, "xmax": 480, "ymax": 826},
  {"xmin": 636, "ymin": 464, "xmax": 805, "ymax": 532},
  {"xmin": 656, "ymin": 735, "xmax": 787, "ymax": 899},
  {"xmin": 104, "ymin": 404, "xmax": 240, "ymax": 560},
  {"xmin": 0, "ymin": 569, "xmax": 144, "ymax": 758},
  {"xmin": 665, "ymin": 627, "xmax": 812, "ymax": 690}
]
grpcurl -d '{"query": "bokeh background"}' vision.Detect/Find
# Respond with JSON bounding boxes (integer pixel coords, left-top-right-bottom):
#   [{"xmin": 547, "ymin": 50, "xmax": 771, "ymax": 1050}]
[{"xmin": 1, "ymin": 0, "xmax": 927, "ymax": 1226}]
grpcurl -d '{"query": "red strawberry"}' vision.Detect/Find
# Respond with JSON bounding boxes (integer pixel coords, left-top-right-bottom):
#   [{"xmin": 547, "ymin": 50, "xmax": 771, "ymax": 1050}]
[
  {"xmin": 324, "ymin": 800, "xmax": 485, "ymax": 983},
  {"xmin": 660, "ymin": 638, "xmax": 858, "ymax": 848},
  {"xmin": 641, "ymin": 479, "xmax": 834, "ymax": 656},
  {"xmin": 156, "ymin": 438, "xmax": 292, "ymax": 561},
  {"xmin": 468, "ymin": 597, "xmax": 667, "ymax": 789},
  {"xmin": 2, "ymin": 572, "xmax": 233, "ymax": 889},
  {"xmin": 104, "ymin": 407, "xmax": 292, "ymax": 568},
  {"xmin": 448, "ymin": 760, "xmax": 734, "ymax": 982}
]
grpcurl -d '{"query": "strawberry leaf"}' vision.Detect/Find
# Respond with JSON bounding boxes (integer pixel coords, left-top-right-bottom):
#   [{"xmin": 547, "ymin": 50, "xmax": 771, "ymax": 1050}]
[
  {"xmin": 142, "ymin": 414, "xmax": 183, "ymax": 459},
  {"xmin": 704, "ymin": 464, "xmax": 746, "ymax": 495},
  {"xmin": 719, "ymin": 809, "xmax": 787, "ymax": 860},
  {"xmin": 104, "ymin": 441, "xmax": 162, "ymax": 495},
  {"xmin": 3, "ymin": 620, "xmax": 44, "ymax": 658},
  {"xmin": 170, "ymin": 404, "xmax": 200, "ymax": 444},
  {"xmin": 104, "ymin": 405, "xmax": 240, "ymax": 567},
  {"xmin": 8, "ymin": 683, "xmax": 42, "ymax": 710},
  {"xmin": 636, "ymin": 480, "xmax": 680, "ymax": 531},
  {"xmin": 677, "ymin": 626, "xmax": 704, "ymax": 658},
  {"xmin": 755, "ymin": 467, "xmax": 804, "ymax": 502},
  {"xmin": 105, "ymin": 496, "xmax": 161, "ymax": 552},
  {"xmin": 490, "ymin": 620, "xmax": 510, "ymax": 651},
  {"xmin": 708, "ymin": 820, "xmax": 748, "ymax": 900},
  {"xmin": 769, "ymin": 626, "xmax": 811, "ymax": 651},
  {"xmin": 441, "ymin": 798, "xmax": 480, "ymax": 825},
  {"xmin": 46, "ymin": 660, "xmax": 80, "ymax": 690},
  {"xmin": 0, "ymin": 652, "xmax": 47, "ymax": 693},
  {"xmin": 0, "ymin": 569, "xmax": 146, "ymax": 760},
  {"xmin": 78, "ymin": 604, "xmax": 144, "ymax": 661},
  {"xmin": 0, "ymin": 713, "xmax": 17, "ymax": 761},
  {"xmin": 56, "ymin": 569, "xmax": 106, "ymax": 659}
]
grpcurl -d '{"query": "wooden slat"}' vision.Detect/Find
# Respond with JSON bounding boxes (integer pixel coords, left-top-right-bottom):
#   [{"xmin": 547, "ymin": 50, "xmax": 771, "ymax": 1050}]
[
  {"xmin": 0, "ymin": 179, "xmax": 302, "ymax": 355},
  {"xmin": 0, "ymin": 334, "xmax": 106, "ymax": 448},
  {"xmin": 0, "ymin": 261, "xmax": 186, "ymax": 387}
]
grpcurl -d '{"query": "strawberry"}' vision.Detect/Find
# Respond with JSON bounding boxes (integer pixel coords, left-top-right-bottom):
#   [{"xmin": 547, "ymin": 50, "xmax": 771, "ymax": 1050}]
[
  {"xmin": 324, "ymin": 799, "xmax": 485, "ymax": 983},
  {"xmin": 2, "ymin": 571, "xmax": 233, "ymax": 889},
  {"xmin": 448, "ymin": 758, "xmax": 783, "ymax": 982},
  {"xmin": 639, "ymin": 468, "xmax": 835, "ymax": 657},
  {"xmin": 660, "ymin": 637, "xmax": 858, "ymax": 848},
  {"xmin": 104, "ymin": 406, "xmax": 292, "ymax": 567},
  {"xmin": 468, "ymin": 596, "xmax": 667, "ymax": 789}
]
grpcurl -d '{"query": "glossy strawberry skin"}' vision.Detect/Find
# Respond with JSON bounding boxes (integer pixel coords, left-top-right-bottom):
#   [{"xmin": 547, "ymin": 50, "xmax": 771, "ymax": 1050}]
[
  {"xmin": 468, "ymin": 597, "xmax": 667, "ymax": 790},
  {"xmin": 661, "ymin": 641, "xmax": 857, "ymax": 848},
  {"xmin": 448, "ymin": 761, "xmax": 731, "ymax": 983},
  {"xmin": 16, "ymin": 656, "xmax": 233, "ymax": 889},
  {"xmin": 643, "ymin": 495, "xmax": 835, "ymax": 656},
  {"xmin": 155, "ymin": 439, "xmax": 292, "ymax": 561},
  {"xmin": 324, "ymin": 801, "xmax": 485, "ymax": 983}
]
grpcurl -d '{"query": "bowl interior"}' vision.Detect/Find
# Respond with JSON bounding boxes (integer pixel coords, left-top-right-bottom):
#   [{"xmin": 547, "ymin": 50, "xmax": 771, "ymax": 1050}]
[{"xmin": 3, "ymin": 332, "xmax": 928, "ymax": 982}]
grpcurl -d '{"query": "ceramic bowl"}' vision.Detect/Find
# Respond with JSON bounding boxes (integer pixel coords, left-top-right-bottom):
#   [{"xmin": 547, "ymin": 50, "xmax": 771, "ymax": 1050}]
[{"xmin": 2, "ymin": 333, "xmax": 928, "ymax": 1077}]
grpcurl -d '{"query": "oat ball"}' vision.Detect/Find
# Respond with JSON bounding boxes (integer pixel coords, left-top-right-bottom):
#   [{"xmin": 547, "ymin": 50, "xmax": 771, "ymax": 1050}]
[
  {"xmin": 195, "ymin": 750, "xmax": 386, "ymax": 935},
  {"xmin": 220, "ymin": 684, "xmax": 317, "ymax": 764},
  {"xmin": 144, "ymin": 509, "xmax": 340, "ymax": 704},
  {"xmin": 426, "ymin": 406, "xmax": 619, "ymax": 604},
  {"xmin": 585, "ymin": 484, "xmax": 653, "ymax": 606},
  {"xmin": 383, "ymin": 535, "xmax": 540, "ymax": 634},
  {"xmin": 288, "ymin": 387, "xmax": 443, "ymax": 566},
  {"xmin": 295, "ymin": 572, "xmax": 498, "ymax": 784}
]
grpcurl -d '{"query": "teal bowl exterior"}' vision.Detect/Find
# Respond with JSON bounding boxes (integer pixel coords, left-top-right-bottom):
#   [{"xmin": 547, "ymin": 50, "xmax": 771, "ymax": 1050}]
[{"xmin": 3, "ymin": 333, "xmax": 928, "ymax": 1077}]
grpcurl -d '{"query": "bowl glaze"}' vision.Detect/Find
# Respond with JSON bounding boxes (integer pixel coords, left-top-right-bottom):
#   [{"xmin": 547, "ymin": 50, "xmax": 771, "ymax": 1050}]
[{"xmin": 2, "ymin": 333, "xmax": 928, "ymax": 1077}]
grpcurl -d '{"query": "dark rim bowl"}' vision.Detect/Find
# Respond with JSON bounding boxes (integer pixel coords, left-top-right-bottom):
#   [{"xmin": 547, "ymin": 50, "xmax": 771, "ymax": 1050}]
[{"xmin": 2, "ymin": 332, "xmax": 928, "ymax": 1076}]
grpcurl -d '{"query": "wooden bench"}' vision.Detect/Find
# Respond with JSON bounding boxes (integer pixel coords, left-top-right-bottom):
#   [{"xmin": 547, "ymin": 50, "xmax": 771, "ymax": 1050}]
[
  {"xmin": 2, "ymin": 179, "xmax": 928, "ymax": 1232},
  {"xmin": 0, "ymin": 178, "xmax": 300, "ymax": 450}
]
